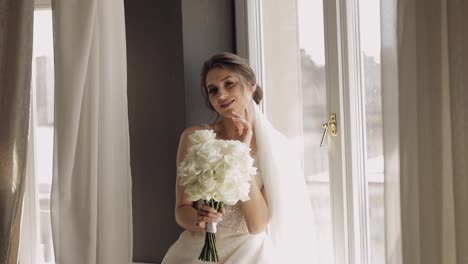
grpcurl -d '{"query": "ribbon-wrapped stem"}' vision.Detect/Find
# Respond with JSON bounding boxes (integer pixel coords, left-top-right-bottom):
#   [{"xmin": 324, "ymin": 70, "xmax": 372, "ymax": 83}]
[{"xmin": 198, "ymin": 199, "xmax": 223, "ymax": 262}]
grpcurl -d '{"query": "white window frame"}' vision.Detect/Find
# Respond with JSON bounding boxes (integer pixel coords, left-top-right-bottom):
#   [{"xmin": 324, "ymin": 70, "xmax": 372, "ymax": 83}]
[
  {"xmin": 336, "ymin": 0, "xmax": 371, "ymax": 263},
  {"xmin": 234, "ymin": 0, "xmax": 266, "ymax": 112},
  {"xmin": 236, "ymin": 0, "xmax": 373, "ymax": 263},
  {"xmin": 20, "ymin": 1, "xmax": 53, "ymax": 263}
]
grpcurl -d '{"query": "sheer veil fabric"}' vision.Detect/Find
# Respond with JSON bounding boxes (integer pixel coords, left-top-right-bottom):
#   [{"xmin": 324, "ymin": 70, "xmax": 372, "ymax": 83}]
[{"xmin": 252, "ymin": 103, "xmax": 318, "ymax": 263}]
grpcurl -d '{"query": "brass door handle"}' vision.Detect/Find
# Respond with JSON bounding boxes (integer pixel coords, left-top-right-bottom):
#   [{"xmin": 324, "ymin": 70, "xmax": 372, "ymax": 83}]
[{"xmin": 320, "ymin": 114, "xmax": 337, "ymax": 147}]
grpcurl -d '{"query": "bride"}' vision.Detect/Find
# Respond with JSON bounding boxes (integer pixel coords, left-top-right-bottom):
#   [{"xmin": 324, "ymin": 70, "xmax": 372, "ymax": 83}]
[{"xmin": 162, "ymin": 52, "xmax": 316, "ymax": 264}]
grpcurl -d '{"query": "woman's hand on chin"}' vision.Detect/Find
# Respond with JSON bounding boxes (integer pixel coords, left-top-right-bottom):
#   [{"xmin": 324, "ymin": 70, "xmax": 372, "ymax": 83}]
[{"xmin": 231, "ymin": 107, "xmax": 253, "ymax": 146}]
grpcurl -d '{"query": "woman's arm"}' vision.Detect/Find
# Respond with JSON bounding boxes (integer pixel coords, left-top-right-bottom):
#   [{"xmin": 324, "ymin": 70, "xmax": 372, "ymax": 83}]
[
  {"xmin": 174, "ymin": 126, "xmax": 222, "ymax": 232},
  {"xmin": 241, "ymin": 180, "xmax": 269, "ymax": 234},
  {"xmin": 231, "ymin": 108, "xmax": 270, "ymax": 234}
]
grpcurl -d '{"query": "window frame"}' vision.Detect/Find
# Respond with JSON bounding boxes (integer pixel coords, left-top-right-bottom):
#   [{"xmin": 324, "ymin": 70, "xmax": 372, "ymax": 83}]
[
  {"xmin": 236, "ymin": 0, "xmax": 374, "ymax": 263},
  {"xmin": 234, "ymin": 0, "xmax": 266, "ymax": 112},
  {"xmin": 337, "ymin": 0, "xmax": 372, "ymax": 263}
]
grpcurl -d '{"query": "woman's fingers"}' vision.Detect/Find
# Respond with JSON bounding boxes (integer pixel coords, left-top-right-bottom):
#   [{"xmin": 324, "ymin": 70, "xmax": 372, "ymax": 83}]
[
  {"xmin": 197, "ymin": 205, "xmax": 224, "ymax": 223},
  {"xmin": 245, "ymin": 106, "xmax": 252, "ymax": 124},
  {"xmin": 232, "ymin": 111, "xmax": 251, "ymax": 136},
  {"xmin": 198, "ymin": 216, "xmax": 222, "ymax": 223},
  {"xmin": 216, "ymin": 211, "xmax": 223, "ymax": 220},
  {"xmin": 198, "ymin": 210, "xmax": 218, "ymax": 218},
  {"xmin": 232, "ymin": 117, "xmax": 249, "ymax": 128},
  {"xmin": 198, "ymin": 214, "xmax": 223, "ymax": 223},
  {"xmin": 201, "ymin": 204, "xmax": 217, "ymax": 212},
  {"xmin": 232, "ymin": 118, "xmax": 244, "ymax": 135},
  {"xmin": 196, "ymin": 221, "xmax": 206, "ymax": 229},
  {"xmin": 232, "ymin": 111, "xmax": 248, "ymax": 124},
  {"xmin": 199, "ymin": 205, "xmax": 222, "ymax": 218}
]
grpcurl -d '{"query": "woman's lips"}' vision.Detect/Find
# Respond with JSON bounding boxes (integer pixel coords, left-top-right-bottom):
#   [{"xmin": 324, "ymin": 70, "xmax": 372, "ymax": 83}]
[{"xmin": 220, "ymin": 99, "xmax": 235, "ymax": 108}]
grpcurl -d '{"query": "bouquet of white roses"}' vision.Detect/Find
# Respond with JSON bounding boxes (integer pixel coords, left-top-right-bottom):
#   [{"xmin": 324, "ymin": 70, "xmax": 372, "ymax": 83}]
[{"xmin": 178, "ymin": 129, "xmax": 257, "ymax": 262}]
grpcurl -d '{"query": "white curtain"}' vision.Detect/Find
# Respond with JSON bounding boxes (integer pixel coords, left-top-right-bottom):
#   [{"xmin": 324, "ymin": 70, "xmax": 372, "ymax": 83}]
[
  {"xmin": 50, "ymin": 0, "xmax": 133, "ymax": 263},
  {"xmin": 382, "ymin": 0, "xmax": 468, "ymax": 263}
]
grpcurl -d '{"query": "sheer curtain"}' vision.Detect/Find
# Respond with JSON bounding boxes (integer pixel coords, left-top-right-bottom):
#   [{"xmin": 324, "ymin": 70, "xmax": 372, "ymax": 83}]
[
  {"xmin": 51, "ymin": 0, "xmax": 133, "ymax": 263},
  {"xmin": 382, "ymin": 0, "xmax": 468, "ymax": 263},
  {"xmin": 0, "ymin": 0, "xmax": 34, "ymax": 263}
]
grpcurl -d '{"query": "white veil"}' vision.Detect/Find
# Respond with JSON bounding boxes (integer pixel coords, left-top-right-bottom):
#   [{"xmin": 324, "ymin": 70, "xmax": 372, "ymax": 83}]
[{"xmin": 252, "ymin": 103, "xmax": 319, "ymax": 263}]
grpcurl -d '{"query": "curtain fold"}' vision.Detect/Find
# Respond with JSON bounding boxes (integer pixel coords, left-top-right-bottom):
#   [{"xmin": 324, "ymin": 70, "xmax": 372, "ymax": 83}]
[
  {"xmin": 446, "ymin": 1, "xmax": 468, "ymax": 262},
  {"xmin": 382, "ymin": 0, "xmax": 468, "ymax": 263},
  {"xmin": 0, "ymin": 0, "xmax": 34, "ymax": 263},
  {"xmin": 51, "ymin": 0, "xmax": 133, "ymax": 263},
  {"xmin": 380, "ymin": 0, "xmax": 403, "ymax": 263}
]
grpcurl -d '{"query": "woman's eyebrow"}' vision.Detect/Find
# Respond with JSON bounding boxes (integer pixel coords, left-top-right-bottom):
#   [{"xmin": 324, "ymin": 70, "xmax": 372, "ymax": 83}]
[{"xmin": 207, "ymin": 76, "xmax": 233, "ymax": 88}]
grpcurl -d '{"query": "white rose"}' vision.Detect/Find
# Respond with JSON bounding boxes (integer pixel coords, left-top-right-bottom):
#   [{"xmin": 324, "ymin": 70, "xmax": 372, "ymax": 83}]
[
  {"xmin": 224, "ymin": 154, "xmax": 242, "ymax": 170},
  {"xmin": 185, "ymin": 184, "xmax": 203, "ymax": 201},
  {"xmin": 199, "ymin": 171, "xmax": 218, "ymax": 194},
  {"xmin": 212, "ymin": 161, "xmax": 225, "ymax": 180},
  {"xmin": 179, "ymin": 130, "xmax": 256, "ymax": 205},
  {"xmin": 248, "ymin": 166, "xmax": 257, "ymax": 177},
  {"xmin": 189, "ymin": 129, "xmax": 216, "ymax": 144},
  {"xmin": 222, "ymin": 140, "xmax": 249, "ymax": 156},
  {"xmin": 196, "ymin": 141, "xmax": 222, "ymax": 165},
  {"xmin": 237, "ymin": 181, "xmax": 251, "ymax": 202},
  {"xmin": 217, "ymin": 181, "xmax": 239, "ymax": 205},
  {"xmin": 178, "ymin": 159, "xmax": 202, "ymax": 183}
]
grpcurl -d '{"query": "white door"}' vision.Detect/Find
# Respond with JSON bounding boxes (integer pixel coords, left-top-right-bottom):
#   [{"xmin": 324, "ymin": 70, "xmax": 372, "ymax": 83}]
[
  {"xmin": 238, "ymin": 0, "xmax": 385, "ymax": 263},
  {"xmin": 301, "ymin": 0, "xmax": 385, "ymax": 263}
]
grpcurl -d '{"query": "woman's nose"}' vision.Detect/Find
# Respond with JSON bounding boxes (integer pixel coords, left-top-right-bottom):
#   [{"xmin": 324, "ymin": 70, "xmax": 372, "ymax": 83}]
[{"xmin": 218, "ymin": 88, "xmax": 228, "ymax": 99}]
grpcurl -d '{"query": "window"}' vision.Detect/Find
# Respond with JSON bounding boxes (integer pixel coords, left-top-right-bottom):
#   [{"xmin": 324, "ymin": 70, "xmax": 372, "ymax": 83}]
[
  {"xmin": 20, "ymin": 3, "xmax": 55, "ymax": 264},
  {"xmin": 238, "ymin": 0, "xmax": 385, "ymax": 263},
  {"xmin": 358, "ymin": 0, "xmax": 385, "ymax": 263},
  {"xmin": 297, "ymin": 0, "xmax": 334, "ymax": 262}
]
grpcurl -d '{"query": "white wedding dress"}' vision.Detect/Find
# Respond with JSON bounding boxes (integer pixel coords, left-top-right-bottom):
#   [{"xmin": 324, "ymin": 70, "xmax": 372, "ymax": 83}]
[
  {"xmin": 161, "ymin": 156, "xmax": 275, "ymax": 264},
  {"xmin": 163, "ymin": 103, "xmax": 317, "ymax": 263}
]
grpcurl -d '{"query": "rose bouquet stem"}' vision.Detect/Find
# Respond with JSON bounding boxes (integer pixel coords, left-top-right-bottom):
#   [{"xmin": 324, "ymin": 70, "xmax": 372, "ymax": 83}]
[{"xmin": 198, "ymin": 199, "xmax": 223, "ymax": 262}]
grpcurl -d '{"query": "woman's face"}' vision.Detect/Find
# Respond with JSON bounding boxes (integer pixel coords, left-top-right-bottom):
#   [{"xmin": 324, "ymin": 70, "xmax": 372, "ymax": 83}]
[{"xmin": 205, "ymin": 67, "xmax": 255, "ymax": 118}]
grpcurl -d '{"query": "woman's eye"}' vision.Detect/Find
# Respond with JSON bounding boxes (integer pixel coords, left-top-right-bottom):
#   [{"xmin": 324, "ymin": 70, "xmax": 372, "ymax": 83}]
[
  {"xmin": 225, "ymin": 81, "xmax": 233, "ymax": 87},
  {"xmin": 208, "ymin": 88, "xmax": 218, "ymax": 94}
]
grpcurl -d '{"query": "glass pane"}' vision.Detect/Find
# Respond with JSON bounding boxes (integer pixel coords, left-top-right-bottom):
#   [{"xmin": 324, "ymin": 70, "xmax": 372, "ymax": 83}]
[
  {"xmin": 358, "ymin": 1, "xmax": 385, "ymax": 263},
  {"xmin": 32, "ymin": 9, "xmax": 56, "ymax": 264},
  {"xmin": 298, "ymin": 1, "xmax": 335, "ymax": 263}
]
